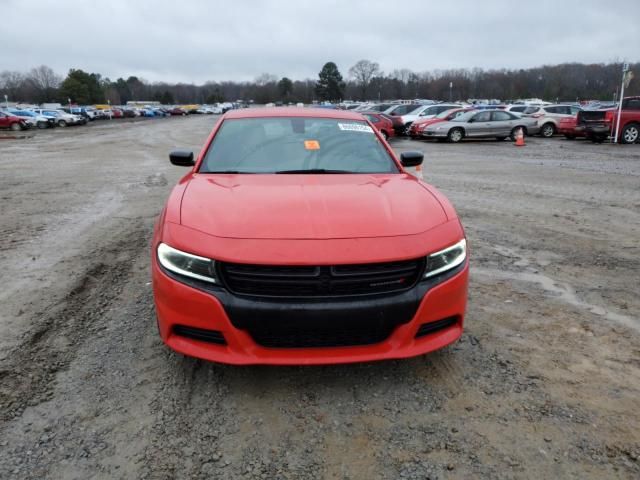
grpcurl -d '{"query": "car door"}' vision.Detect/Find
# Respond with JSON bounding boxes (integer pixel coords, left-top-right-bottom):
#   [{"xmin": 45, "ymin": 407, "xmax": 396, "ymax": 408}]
[
  {"xmin": 466, "ymin": 111, "xmax": 492, "ymax": 136},
  {"xmin": 0, "ymin": 112, "xmax": 9, "ymax": 128},
  {"xmin": 490, "ymin": 111, "xmax": 515, "ymax": 136}
]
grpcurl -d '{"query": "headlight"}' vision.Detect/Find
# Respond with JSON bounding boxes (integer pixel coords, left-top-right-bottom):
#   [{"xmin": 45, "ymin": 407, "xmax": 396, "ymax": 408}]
[
  {"xmin": 424, "ymin": 239, "xmax": 467, "ymax": 278},
  {"xmin": 157, "ymin": 243, "xmax": 218, "ymax": 284}
]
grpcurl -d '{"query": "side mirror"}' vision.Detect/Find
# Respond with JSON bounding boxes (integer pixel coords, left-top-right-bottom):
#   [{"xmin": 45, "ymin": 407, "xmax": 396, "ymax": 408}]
[
  {"xmin": 400, "ymin": 151, "xmax": 424, "ymax": 168},
  {"xmin": 169, "ymin": 150, "xmax": 195, "ymax": 167}
]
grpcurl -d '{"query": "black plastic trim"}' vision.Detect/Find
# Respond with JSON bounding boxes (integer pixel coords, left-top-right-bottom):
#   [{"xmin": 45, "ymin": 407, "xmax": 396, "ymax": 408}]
[
  {"xmin": 415, "ymin": 316, "xmax": 458, "ymax": 338},
  {"xmin": 173, "ymin": 325, "xmax": 226, "ymax": 345}
]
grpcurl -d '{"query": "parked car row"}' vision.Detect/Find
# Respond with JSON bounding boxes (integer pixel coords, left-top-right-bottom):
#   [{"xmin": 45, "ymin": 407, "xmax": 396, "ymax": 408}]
[
  {"xmin": 354, "ymin": 97, "xmax": 640, "ymax": 144},
  {"xmin": 0, "ymin": 102, "xmax": 235, "ymax": 132}
]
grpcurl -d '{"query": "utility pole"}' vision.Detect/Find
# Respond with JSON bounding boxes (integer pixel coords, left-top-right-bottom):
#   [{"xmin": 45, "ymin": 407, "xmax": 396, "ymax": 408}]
[
  {"xmin": 613, "ymin": 63, "xmax": 629, "ymax": 144},
  {"xmin": 4, "ymin": 94, "xmax": 7, "ymax": 109},
  {"xmin": 449, "ymin": 82, "xmax": 453, "ymax": 102}
]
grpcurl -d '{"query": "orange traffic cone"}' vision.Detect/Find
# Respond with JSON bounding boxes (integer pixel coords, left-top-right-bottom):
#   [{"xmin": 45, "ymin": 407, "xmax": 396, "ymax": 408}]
[
  {"xmin": 414, "ymin": 163, "xmax": 424, "ymax": 180},
  {"xmin": 515, "ymin": 127, "xmax": 526, "ymax": 147}
]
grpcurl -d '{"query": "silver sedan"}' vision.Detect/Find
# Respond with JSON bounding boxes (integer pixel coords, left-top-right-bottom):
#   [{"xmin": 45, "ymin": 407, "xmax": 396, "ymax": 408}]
[{"xmin": 423, "ymin": 110, "xmax": 540, "ymax": 142}]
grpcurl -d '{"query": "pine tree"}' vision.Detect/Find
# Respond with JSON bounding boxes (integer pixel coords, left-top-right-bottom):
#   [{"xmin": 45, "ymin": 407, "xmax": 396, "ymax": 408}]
[{"xmin": 315, "ymin": 62, "xmax": 345, "ymax": 102}]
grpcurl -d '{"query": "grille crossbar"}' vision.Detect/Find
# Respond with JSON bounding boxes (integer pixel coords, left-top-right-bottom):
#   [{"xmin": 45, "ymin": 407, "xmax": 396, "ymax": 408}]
[{"xmin": 219, "ymin": 258, "xmax": 424, "ymax": 298}]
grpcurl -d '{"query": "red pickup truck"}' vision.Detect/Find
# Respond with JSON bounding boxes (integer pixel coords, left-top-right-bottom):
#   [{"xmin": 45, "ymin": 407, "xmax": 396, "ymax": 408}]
[{"xmin": 576, "ymin": 96, "xmax": 640, "ymax": 143}]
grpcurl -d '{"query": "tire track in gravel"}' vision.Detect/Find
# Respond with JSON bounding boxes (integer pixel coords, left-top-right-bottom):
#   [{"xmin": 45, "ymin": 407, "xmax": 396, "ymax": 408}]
[{"xmin": 0, "ymin": 222, "xmax": 149, "ymax": 424}]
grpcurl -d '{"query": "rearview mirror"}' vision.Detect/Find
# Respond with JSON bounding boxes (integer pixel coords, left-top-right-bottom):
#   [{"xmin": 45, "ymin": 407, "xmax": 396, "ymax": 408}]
[
  {"xmin": 169, "ymin": 150, "xmax": 195, "ymax": 166},
  {"xmin": 400, "ymin": 151, "xmax": 424, "ymax": 168}
]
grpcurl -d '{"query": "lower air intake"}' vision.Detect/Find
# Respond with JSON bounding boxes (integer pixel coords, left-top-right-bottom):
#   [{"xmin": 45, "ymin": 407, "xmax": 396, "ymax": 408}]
[
  {"xmin": 173, "ymin": 325, "xmax": 226, "ymax": 345},
  {"xmin": 415, "ymin": 316, "xmax": 458, "ymax": 338}
]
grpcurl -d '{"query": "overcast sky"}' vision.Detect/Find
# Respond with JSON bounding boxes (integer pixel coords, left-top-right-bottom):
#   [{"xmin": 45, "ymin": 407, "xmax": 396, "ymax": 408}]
[{"xmin": 4, "ymin": 0, "xmax": 639, "ymax": 84}]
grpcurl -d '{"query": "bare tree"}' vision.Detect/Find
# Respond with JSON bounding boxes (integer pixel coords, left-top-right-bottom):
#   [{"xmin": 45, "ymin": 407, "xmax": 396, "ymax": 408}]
[
  {"xmin": 27, "ymin": 65, "xmax": 61, "ymax": 102},
  {"xmin": 0, "ymin": 70, "xmax": 25, "ymax": 101},
  {"xmin": 349, "ymin": 60, "xmax": 381, "ymax": 100}
]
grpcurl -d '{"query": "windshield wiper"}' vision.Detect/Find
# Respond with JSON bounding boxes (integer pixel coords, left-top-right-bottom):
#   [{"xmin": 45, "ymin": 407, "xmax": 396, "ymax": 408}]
[{"xmin": 274, "ymin": 169, "xmax": 355, "ymax": 174}]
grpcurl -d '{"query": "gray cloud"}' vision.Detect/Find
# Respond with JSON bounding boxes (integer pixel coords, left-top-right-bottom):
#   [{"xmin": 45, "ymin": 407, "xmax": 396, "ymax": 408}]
[{"xmin": 3, "ymin": 0, "xmax": 639, "ymax": 83}]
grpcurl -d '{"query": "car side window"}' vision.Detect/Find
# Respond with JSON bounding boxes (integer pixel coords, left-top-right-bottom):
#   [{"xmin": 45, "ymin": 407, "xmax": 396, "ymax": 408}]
[
  {"xmin": 474, "ymin": 111, "xmax": 491, "ymax": 122},
  {"xmin": 570, "ymin": 106, "xmax": 581, "ymax": 115},
  {"xmin": 625, "ymin": 99, "xmax": 640, "ymax": 110},
  {"xmin": 364, "ymin": 114, "xmax": 378, "ymax": 123},
  {"xmin": 491, "ymin": 111, "xmax": 512, "ymax": 121}
]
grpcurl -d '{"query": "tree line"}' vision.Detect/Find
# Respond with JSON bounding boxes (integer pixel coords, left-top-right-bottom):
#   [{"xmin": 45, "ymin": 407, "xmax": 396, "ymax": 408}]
[{"xmin": 1, "ymin": 60, "xmax": 638, "ymax": 106}]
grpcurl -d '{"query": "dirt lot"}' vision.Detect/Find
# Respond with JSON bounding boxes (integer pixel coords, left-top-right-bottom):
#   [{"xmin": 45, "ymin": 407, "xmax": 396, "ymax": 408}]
[{"xmin": 0, "ymin": 116, "xmax": 639, "ymax": 479}]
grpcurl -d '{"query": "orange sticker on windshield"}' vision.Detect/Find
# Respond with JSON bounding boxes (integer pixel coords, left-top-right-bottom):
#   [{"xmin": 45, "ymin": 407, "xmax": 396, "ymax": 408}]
[{"xmin": 304, "ymin": 140, "xmax": 320, "ymax": 150}]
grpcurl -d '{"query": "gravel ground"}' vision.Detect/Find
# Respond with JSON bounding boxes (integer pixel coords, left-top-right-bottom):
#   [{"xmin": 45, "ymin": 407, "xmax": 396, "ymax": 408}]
[{"xmin": 0, "ymin": 116, "xmax": 639, "ymax": 479}]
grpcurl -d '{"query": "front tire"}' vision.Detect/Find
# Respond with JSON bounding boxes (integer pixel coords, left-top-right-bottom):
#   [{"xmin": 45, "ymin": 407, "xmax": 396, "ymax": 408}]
[
  {"xmin": 10, "ymin": 123, "xmax": 21, "ymax": 131},
  {"xmin": 381, "ymin": 130, "xmax": 389, "ymax": 141},
  {"xmin": 57, "ymin": 120, "xmax": 67, "ymax": 127},
  {"xmin": 540, "ymin": 123, "xmax": 555, "ymax": 138},
  {"xmin": 621, "ymin": 124, "xmax": 639, "ymax": 144},
  {"xmin": 447, "ymin": 128, "xmax": 464, "ymax": 143},
  {"xmin": 37, "ymin": 121, "xmax": 48, "ymax": 129}
]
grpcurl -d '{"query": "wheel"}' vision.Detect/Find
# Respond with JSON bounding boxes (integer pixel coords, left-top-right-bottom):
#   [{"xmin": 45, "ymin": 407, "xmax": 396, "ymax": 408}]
[
  {"xmin": 495, "ymin": 136, "xmax": 507, "ymax": 141},
  {"xmin": 540, "ymin": 123, "xmax": 555, "ymax": 138},
  {"xmin": 621, "ymin": 124, "xmax": 639, "ymax": 144},
  {"xmin": 57, "ymin": 120, "xmax": 67, "ymax": 127},
  {"xmin": 10, "ymin": 123, "xmax": 21, "ymax": 131},
  {"xmin": 37, "ymin": 121, "xmax": 48, "ymax": 129},
  {"xmin": 381, "ymin": 130, "xmax": 389, "ymax": 141},
  {"xmin": 447, "ymin": 128, "xmax": 464, "ymax": 143}
]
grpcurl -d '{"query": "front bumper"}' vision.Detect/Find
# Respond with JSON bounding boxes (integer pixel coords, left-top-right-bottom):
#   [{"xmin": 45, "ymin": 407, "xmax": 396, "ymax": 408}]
[
  {"xmin": 152, "ymin": 254, "xmax": 469, "ymax": 365},
  {"xmin": 423, "ymin": 130, "xmax": 447, "ymax": 138},
  {"xmin": 576, "ymin": 124, "xmax": 611, "ymax": 135}
]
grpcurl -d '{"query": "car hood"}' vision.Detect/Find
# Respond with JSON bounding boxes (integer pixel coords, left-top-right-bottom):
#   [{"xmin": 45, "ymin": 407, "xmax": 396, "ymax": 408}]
[
  {"xmin": 179, "ymin": 174, "xmax": 448, "ymax": 240},
  {"xmin": 415, "ymin": 118, "xmax": 445, "ymax": 128},
  {"xmin": 426, "ymin": 120, "xmax": 462, "ymax": 130}
]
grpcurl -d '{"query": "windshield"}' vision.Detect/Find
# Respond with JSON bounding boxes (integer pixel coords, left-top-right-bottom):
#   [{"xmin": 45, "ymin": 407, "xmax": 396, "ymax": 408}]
[
  {"xmin": 436, "ymin": 108, "xmax": 458, "ymax": 119},
  {"xmin": 451, "ymin": 111, "xmax": 477, "ymax": 122},
  {"xmin": 405, "ymin": 105, "xmax": 424, "ymax": 115},
  {"xmin": 200, "ymin": 117, "xmax": 399, "ymax": 174}
]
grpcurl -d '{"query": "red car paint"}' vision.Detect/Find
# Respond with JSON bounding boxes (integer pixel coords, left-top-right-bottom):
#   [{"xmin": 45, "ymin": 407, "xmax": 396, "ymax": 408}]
[
  {"xmin": 152, "ymin": 108, "xmax": 468, "ymax": 365},
  {"xmin": 360, "ymin": 111, "xmax": 395, "ymax": 139},
  {"xmin": 558, "ymin": 116, "xmax": 584, "ymax": 139},
  {"xmin": 0, "ymin": 112, "xmax": 26, "ymax": 130},
  {"xmin": 409, "ymin": 108, "xmax": 473, "ymax": 138}
]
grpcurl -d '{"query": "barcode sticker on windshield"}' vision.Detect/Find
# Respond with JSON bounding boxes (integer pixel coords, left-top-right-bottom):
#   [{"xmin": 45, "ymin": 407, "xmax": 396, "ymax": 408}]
[{"xmin": 338, "ymin": 123, "xmax": 374, "ymax": 133}]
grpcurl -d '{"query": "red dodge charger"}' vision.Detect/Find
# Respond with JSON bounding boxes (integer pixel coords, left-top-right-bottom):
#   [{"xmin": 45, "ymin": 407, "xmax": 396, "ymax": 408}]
[{"xmin": 152, "ymin": 108, "xmax": 469, "ymax": 365}]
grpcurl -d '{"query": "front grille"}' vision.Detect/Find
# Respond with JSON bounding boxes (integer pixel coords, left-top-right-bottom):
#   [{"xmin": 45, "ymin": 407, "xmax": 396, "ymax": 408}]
[
  {"xmin": 173, "ymin": 325, "xmax": 226, "ymax": 345},
  {"xmin": 415, "ymin": 316, "xmax": 458, "ymax": 338},
  {"xmin": 219, "ymin": 258, "xmax": 424, "ymax": 298},
  {"xmin": 247, "ymin": 323, "xmax": 396, "ymax": 348},
  {"xmin": 577, "ymin": 110, "xmax": 607, "ymax": 125}
]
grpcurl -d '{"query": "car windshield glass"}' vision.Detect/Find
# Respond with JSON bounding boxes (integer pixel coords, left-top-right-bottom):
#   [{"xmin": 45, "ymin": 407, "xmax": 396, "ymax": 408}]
[
  {"xmin": 436, "ymin": 109, "xmax": 457, "ymax": 119},
  {"xmin": 406, "ymin": 106, "xmax": 424, "ymax": 115},
  {"xmin": 523, "ymin": 107, "xmax": 539, "ymax": 114},
  {"xmin": 200, "ymin": 117, "xmax": 399, "ymax": 174},
  {"xmin": 451, "ymin": 111, "xmax": 476, "ymax": 122}
]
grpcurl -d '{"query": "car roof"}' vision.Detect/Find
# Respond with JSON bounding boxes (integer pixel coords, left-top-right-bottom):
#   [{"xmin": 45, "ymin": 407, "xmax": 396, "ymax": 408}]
[{"xmin": 225, "ymin": 107, "xmax": 365, "ymax": 120}]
